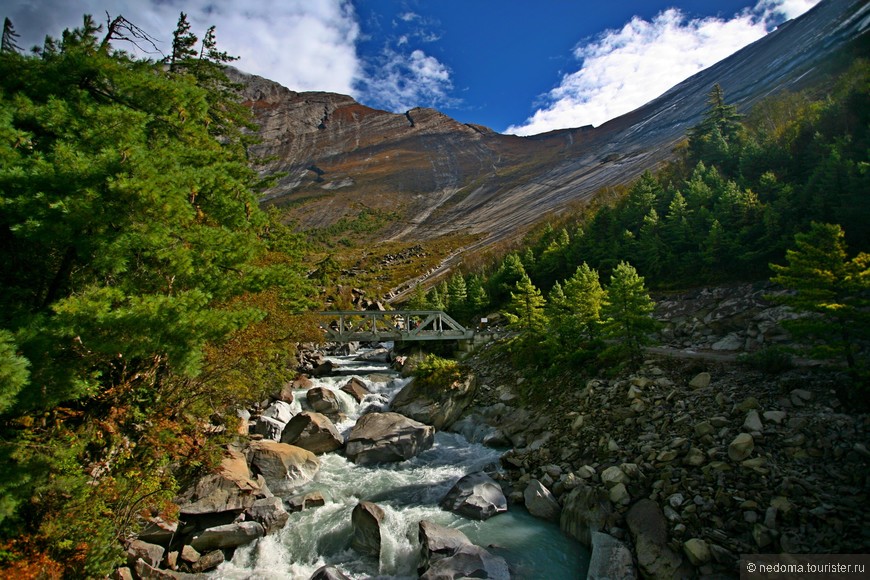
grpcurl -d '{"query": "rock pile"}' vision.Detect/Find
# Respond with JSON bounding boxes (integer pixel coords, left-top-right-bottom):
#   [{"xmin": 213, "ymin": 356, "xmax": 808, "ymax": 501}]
[{"xmin": 462, "ymin": 345, "xmax": 869, "ymax": 577}]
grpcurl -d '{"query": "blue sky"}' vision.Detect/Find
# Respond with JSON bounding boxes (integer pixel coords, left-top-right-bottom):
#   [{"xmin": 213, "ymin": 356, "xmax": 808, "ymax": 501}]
[{"xmin": 5, "ymin": 0, "xmax": 819, "ymax": 134}]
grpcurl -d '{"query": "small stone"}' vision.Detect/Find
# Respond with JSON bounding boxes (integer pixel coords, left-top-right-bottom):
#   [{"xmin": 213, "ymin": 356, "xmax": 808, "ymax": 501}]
[
  {"xmin": 770, "ymin": 496, "xmax": 792, "ymax": 514},
  {"xmin": 607, "ymin": 439, "xmax": 620, "ymax": 452},
  {"xmin": 609, "ymin": 483, "xmax": 630, "ymax": 505},
  {"xmin": 710, "ymin": 416, "xmax": 729, "ymax": 428},
  {"xmin": 790, "ymin": 389, "xmax": 812, "ymax": 406},
  {"xmin": 741, "ymin": 457, "xmax": 767, "ymax": 472},
  {"xmin": 752, "ymin": 524, "xmax": 773, "ymax": 548},
  {"xmin": 683, "ymin": 447, "xmax": 706, "ymax": 467},
  {"xmin": 667, "ymin": 493, "xmax": 684, "ymax": 508},
  {"xmin": 577, "ymin": 465, "xmax": 596, "ymax": 479},
  {"xmin": 694, "ymin": 422, "xmax": 714, "ymax": 437},
  {"xmin": 689, "ymin": 372, "xmax": 711, "ymax": 389},
  {"xmin": 744, "ymin": 511, "xmax": 758, "ymax": 523},
  {"xmin": 742, "ymin": 410, "xmax": 763, "ymax": 432},
  {"xmin": 728, "ymin": 433, "xmax": 754, "ymax": 461},
  {"xmin": 571, "ymin": 415, "xmax": 585, "ymax": 431},
  {"xmin": 601, "ymin": 466, "xmax": 629, "ymax": 488},
  {"xmin": 657, "ymin": 449, "xmax": 679, "ymax": 462},
  {"xmin": 620, "ymin": 463, "xmax": 641, "ymax": 478},
  {"xmin": 763, "ymin": 410, "xmax": 787, "ymax": 425},
  {"xmin": 736, "ymin": 397, "xmax": 759, "ymax": 412},
  {"xmin": 683, "ymin": 538, "xmax": 711, "ymax": 566}
]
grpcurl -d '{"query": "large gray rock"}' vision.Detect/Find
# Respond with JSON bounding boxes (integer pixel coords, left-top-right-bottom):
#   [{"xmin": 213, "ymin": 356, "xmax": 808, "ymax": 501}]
[
  {"xmin": 626, "ymin": 499, "xmax": 690, "ymax": 579},
  {"xmin": 245, "ymin": 496, "xmax": 290, "ymax": 535},
  {"xmin": 248, "ymin": 440, "xmax": 320, "ymax": 494},
  {"xmin": 307, "ymin": 387, "xmax": 342, "ymax": 415},
  {"xmin": 126, "ymin": 539, "xmax": 164, "ymax": 569},
  {"xmin": 189, "ymin": 521, "xmax": 265, "ymax": 552},
  {"xmin": 440, "ymin": 472, "xmax": 507, "ymax": 520},
  {"xmin": 340, "ymin": 377, "xmax": 371, "ymax": 403},
  {"xmin": 419, "ymin": 544, "xmax": 510, "ymax": 580},
  {"xmin": 418, "ymin": 520, "xmax": 473, "ymax": 573},
  {"xmin": 351, "ymin": 501, "xmax": 384, "ymax": 558},
  {"xmin": 345, "ymin": 412, "xmax": 435, "ymax": 464},
  {"xmin": 280, "ymin": 412, "xmax": 343, "ymax": 454},
  {"xmin": 559, "ymin": 484, "xmax": 615, "ymax": 547},
  {"xmin": 523, "ymin": 479, "xmax": 561, "ymax": 521},
  {"xmin": 390, "ymin": 374, "xmax": 477, "ymax": 430},
  {"xmin": 587, "ymin": 532, "xmax": 636, "ymax": 580},
  {"xmin": 176, "ymin": 449, "xmax": 263, "ymax": 516},
  {"xmin": 251, "ymin": 415, "xmax": 286, "ymax": 441},
  {"xmin": 262, "ymin": 400, "xmax": 297, "ymax": 424}
]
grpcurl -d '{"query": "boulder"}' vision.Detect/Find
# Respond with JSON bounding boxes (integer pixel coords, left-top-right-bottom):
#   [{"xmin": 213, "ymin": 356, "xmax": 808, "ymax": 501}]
[
  {"xmin": 390, "ymin": 374, "xmax": 477, "ymax": 430},
  {"xmin": 137, "ymin": 517, "xmax": 177, "ymax": 547},
  {"xmin": 626, "ymin": 499, "xmax": 690, "ymax": 579},
  {"xmin": 248, "ymin": 440, "xmax": 320, "ymax": 494},
  {"xmin": 245, "ymin": 496, "xmax": 290, "ymax": 535},
  {"xmin": 190, "ymin": 521, "xmax": 265, "ymax": 552},
  {"xmin": 523, "ymin": 479, "xmax": 561, "ymax": 521},
  {"xmin": 341, "ymin": 377, "xmax": 371, "ymax": 403},
  {"xmin": 600, "ymin": 466, "xmax": 629, "ymax": 488},
  {"xmin": 440, "ymin": 472, "xmax": 507, "ymax": 520},
  {"xmin": 345, "ymin": 412, "xmax": 435, "ymax": 464},
  {"xmin": 559, "ymin": 484, "xmax": 614, "ymax": 547},
  {"xmin": 262, "ymin": 400, "xmax": 296, "ymax": 424},
  {"xmin": 126, "ymin": 539, "xmax": 164, "ymax": 569},
  {"xmin": 418, "ymin": 520, "xmax": 473, "ymax": 573},
  {"xmin": 419, "ymin": 544, "xmax": 510, "ymax": 580},
  {"xmin": 176, "ymin": 449, "xmax": 263, "ymax": 516},
  {"xmin": 587, "ymin": 532, "xmax": 636, "ymax": 580},
  {"xmin": 351, "ymin": 501, "xmax": 384, "ymax": 558},
  {"xmin": 307, "ymin": 387, "xmax": 342, "ymax": 415},
  {"xmin": 280, "ymin": 412, "xmax": 343, "ymax": 454},
  {"xmin": 251, "ymin": 416, "xmax": 285, "ymax": 441},
  {"xmin": 191, "ymin": 549, "xmax": 224, "ymax": 573},
  {"xmin": 310, "ymin": 565, "xmax": 351, "ymax": 580},
  {"xmin": 311, "ymin": 360, "xmax": 334, "ymax": 378},
  {"xmin": 287, "ymin": 491, "xmax": 327, "ymax": 512}
]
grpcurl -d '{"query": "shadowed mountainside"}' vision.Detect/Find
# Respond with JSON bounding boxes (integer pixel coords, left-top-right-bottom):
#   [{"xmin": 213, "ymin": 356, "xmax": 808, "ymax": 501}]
[{"xmin": 232, "ymin": 0, "xmax": 868, "ymax": 256}]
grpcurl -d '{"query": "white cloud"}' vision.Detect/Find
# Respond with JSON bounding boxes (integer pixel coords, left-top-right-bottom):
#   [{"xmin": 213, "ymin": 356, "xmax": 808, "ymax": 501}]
[
  {"xmin": 6, "ymin": 0, "xmax": 362, "ymax": 95},
  {"xmin": 506, "ymin": 0, "xmax": 820, "ymax": 136},
  {"xmin": 356, "ymin": 47, "xmax": 455, "ymax": 112}
]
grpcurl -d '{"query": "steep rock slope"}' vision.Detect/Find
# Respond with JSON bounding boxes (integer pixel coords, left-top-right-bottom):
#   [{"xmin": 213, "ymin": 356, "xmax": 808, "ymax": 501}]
[{"xmin": 234, "ymin": 0, "xmax": 868, "ymax": 249}]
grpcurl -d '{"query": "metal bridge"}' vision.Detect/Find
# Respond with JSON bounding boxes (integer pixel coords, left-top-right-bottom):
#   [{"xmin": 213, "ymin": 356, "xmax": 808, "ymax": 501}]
[{"xmin": 319, "ymin": 310, "xmax": 474, "ymax": 343}]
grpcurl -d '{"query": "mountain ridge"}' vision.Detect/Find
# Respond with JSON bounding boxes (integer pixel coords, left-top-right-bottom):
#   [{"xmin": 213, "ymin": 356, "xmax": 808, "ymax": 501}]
[{"xmin": 230, "ymin": 0, "xmax": 868, "ymax": 255}]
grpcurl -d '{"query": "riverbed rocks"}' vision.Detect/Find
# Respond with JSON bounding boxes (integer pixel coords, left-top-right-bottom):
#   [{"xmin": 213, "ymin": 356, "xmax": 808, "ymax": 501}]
[
  {"xmin": 247, "ymin": 440, "xmax": 320, "ymax": 494},
  {"xmin": 391, "ymin": 373, "xmax": 478, "ymax": 430},
  {"xmin": 460, "ymin": 325, "xmax": 869, "ymax": 578},
  {"xmin": 418, "ymin": 520, "xmax": 509, "ymax": 580},
  {"xmin": 440, "ymin": 472, "xmax": 508, "ymax": 520},
  {"xmin": 350, "ymin": 501, "xmax": 384, "ymax": 558},
  {"xmin": 280, "ymin": 411, "xmax": 343, "ymax": 454},
  {"xmin": 345, "ymin": 411, "xmax": 435, "ymax": 464}
]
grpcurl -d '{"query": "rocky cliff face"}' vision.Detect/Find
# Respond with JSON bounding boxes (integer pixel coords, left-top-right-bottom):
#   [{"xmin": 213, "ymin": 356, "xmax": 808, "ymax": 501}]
[{"xmin": 232, "ymin": 0, "xmax": 868, "ymax": 253}]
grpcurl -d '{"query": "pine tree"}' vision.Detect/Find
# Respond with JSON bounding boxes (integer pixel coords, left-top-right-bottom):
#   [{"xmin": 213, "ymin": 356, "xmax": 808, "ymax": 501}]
[
  {"xmin": 200, "ymin": 25, "xmax": 238, "ymax": 63},
  {"xmin": 602, "ymin": 262, "xmax": 659, "ymax": 365},
  {"xmin": 769, "ymin": 222, "xmax": 870, "ymax": 388},
  {"xmin": 1, "ymin": 17, "xmax": 22, "ymax": 53},
  {"xmin": 563, "ymin": 262, "xmax": 607, "ymax": 342},
  {"xmin": 504, "ymin": 273, "xmax": 548, "ymax": 333},
  {"xmin": 169, "ymin": 12, "xmax": 197, "ymax": 71}
]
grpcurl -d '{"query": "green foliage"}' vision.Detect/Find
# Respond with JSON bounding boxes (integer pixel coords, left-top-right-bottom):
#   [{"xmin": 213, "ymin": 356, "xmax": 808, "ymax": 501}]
[
  {"xmin": 0, "ymin": 331, "xmax": 28, "ymax": 415},
  {"xmin": 769, "ymin": 222, "xmax": 870, "ymax": 390},
  {"xmin": 601, "ymin": 262, "xmax": 659, "ymax": 367},
  {"xmin": 503, "ymin": 273, "xmax": 548, "ymax": 333},
  {"xmin": 412, "ymin": 353, "xmax": 462, "ymax": 390},
  {"xmin": 0, "ymin": 15, "xmax": 313, "ymax": 575},
  {"xmin": 739, "ymin": 345, "xmax": 794, "ymax": 375}
]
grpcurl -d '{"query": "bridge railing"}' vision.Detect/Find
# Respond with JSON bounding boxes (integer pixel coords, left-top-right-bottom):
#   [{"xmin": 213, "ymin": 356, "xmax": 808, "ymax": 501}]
[{"xmin": 318, "ymin": 310, "xmax": 474, "ymax": 342}]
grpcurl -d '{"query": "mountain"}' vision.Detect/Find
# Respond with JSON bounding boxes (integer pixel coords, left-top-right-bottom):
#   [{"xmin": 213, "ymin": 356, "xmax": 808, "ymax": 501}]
[{"xmin": 231, "ymin": 0, "xmax": 868, "ymax": 257}]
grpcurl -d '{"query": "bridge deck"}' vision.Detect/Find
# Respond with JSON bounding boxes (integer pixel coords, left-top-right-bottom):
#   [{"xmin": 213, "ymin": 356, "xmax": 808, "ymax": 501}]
[{"xmin": 319, "ymin": 310, "xmax": 474, "ymax": 342}]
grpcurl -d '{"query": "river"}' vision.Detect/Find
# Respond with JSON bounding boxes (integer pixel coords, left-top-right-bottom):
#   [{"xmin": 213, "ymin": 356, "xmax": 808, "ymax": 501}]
[{"xmin": 214, "ymin": 348, "xmax": 589, "ymax": 579}]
